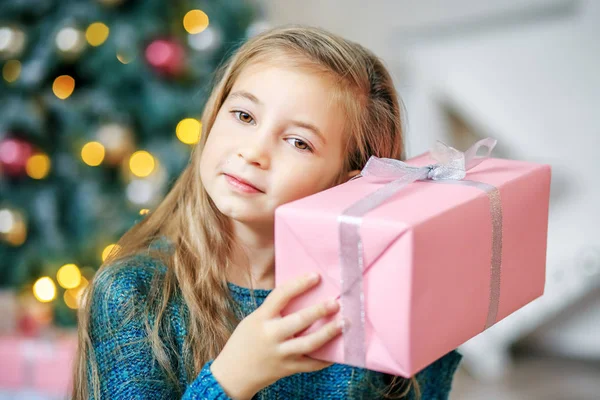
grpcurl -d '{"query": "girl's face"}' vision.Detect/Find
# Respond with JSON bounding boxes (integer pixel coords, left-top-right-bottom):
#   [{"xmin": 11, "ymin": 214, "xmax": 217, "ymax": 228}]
[{"xmin": 200, "ymin": 61, "xmax": 357, "ymax": 227}]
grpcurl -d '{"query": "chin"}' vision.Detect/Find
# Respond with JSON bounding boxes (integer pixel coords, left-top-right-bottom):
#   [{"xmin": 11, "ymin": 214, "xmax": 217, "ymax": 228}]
[{"xmin": 211, "ymin": 199, "xmax": 269, "ymax": 224}]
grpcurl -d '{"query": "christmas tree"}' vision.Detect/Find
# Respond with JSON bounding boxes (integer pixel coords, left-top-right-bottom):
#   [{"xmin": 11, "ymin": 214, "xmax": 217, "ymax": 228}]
[{"xmin": 0, "ymin": 0, "xmax": 266, "ymax": 327}]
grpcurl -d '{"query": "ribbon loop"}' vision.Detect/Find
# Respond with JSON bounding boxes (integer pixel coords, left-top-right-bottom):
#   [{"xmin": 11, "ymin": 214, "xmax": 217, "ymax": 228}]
[{"xmin": 360, "ymin": 137, "xmax": 498, "ymax": 184}]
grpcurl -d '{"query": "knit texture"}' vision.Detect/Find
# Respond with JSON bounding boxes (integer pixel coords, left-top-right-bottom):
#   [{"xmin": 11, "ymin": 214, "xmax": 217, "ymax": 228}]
[{"xmin": 87, "ymin": 248, "xmax": 463, "ymax": 399}]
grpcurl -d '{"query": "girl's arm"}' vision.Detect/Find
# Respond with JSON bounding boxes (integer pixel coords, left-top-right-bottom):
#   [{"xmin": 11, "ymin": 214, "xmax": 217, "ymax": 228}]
[{"xmin": 87, "ymin": 262, "xmax": 234, "ymax": 399}]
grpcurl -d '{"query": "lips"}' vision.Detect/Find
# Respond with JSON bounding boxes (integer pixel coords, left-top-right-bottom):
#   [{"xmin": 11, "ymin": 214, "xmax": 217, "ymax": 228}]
[{"xmin": 224, "ymin": 173, "xmax": 264, "ymax": 193}]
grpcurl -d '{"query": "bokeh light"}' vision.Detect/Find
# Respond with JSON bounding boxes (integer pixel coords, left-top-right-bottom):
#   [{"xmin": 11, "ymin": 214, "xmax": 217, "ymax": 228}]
[
  {"xmin": 2, "ymin": 60, "xmax": 21, "ymax": 83},
  {"xmin": 33, "ymin": 277, "xmax": 57, "ymax": 303},
  {"xmin": 129, "ymin": 150, "xmax": 155, "ymax": 177},
  {"xmin": 26, "ymin": 153, "xmax": 51, "ymax": 179},
  {"xmin": 81, "ymin": 141, "xmax": 105, "ymax": 166},
  {"xmin": 127, "ymin": 179, "xmax": 154, "ymax": 204},
  {"xmin": 176, "ymin": 118, "xmax": 201, "ymax": 144},
  {"xmin": 63, "ymin": 290, "xmax": 78, "ymax": 309},
  {"xmin": 0, "ymin": 208, "xmax": 16, "ymax": 234},
  {"xmin": 52, "ymin": 75, "xmax": 75, "ymax": 99},
  {"xmin": 0, "ymin": 208, "xmax": 27, "ymax": 246},
  {"xmin": 64, "ymin": 276, "xmax": 89, "ymax": 309},
  {"xmin": 86, "ymin": 22, "xmax": 109, "ymax": 46},
  {"xmin": 183, "ymin": 10, "xmax": 209, "ymax": 34},
  {"xmin": 56, "ymin": 27, "xmax": 85, "ymax": 54},
  {"xmin": 57, "ymin": 263, "xmax": 81, "ymax": 289}
]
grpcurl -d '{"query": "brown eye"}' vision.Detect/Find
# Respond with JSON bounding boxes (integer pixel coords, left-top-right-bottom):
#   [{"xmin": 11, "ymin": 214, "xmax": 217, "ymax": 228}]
[
  {"xmin": 295, "ymin": 140, "xmax": 308, "ymax": 150},
  {"xmin": 286, "ymin": 138, "xmax": 313, "ymax": 153},
  {"xmin": 232, "ymin": 110, "xmax": 255, "ymax": 124}
]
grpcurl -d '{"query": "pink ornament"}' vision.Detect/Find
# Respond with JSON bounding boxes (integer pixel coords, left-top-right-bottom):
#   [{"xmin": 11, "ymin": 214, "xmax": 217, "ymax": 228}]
[
  {"xmin": 145, "ymin": 38, "xmax": 186, "ymax": 77},
  {"xmin": 0, "ymin": 138, "xmax": 33, "ymax": 177}
]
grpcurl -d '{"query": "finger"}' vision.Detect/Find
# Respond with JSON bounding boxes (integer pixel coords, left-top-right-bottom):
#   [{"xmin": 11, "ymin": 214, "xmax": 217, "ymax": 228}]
[
  {"xmin": 293, "ymin": 356, "xmax": 335, "ymax": 373},
  {"xmin": 261, "ymin": 272, "xmax": 320, "ymax": 317},
  {"xmin": 279, "ymin": 318, "xmax": 345, "ymax": 356},
  {"xmin": 274, "ymin": 297, "xmax": 340, "ymax": 340}
]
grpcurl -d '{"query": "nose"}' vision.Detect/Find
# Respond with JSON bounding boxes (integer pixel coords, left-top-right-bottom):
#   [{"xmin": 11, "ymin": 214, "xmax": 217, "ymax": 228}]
[{"xmin": 237, "ymin": 129, "xmax": 272, "ymax": 169}]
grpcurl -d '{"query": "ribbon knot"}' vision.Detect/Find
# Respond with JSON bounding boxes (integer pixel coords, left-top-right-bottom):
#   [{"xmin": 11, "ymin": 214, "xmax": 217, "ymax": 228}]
[{"xmin": 358, "ymin": 137, "xmax": 498, "ymax": 184}]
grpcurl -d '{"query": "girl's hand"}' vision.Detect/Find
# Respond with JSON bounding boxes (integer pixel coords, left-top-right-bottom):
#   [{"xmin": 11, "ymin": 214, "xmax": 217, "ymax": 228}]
[{"xmin": 210, "ymin": 272, "xmax": 346, "ymax": 399}]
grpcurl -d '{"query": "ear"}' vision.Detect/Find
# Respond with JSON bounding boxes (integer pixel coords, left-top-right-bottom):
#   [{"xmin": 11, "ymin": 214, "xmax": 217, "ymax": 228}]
[{"xmin": 346, "ymin": 169, "xmax": 361, "ymax": 181}]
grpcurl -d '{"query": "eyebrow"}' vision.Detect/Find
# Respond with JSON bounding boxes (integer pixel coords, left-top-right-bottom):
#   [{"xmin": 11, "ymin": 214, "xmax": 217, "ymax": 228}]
[{"xmin": 228, "ymin": 90, "xmax": 327, "ymax": 145}]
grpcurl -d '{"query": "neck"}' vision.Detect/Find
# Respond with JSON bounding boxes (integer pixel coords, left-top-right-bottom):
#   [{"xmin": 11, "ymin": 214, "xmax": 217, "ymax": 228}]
[{"xmin": 228, "ymin": 219, "xmax": 275, "ymax": 290}]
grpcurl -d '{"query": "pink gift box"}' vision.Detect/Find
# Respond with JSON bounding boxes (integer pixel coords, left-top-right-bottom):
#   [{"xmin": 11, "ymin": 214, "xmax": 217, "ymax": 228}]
[
  {"xmin": 0, "ymin": 334, "xmax": 77, "ymax": 395},
  {"xmin": 274, "ymin": 147, "xmax": 551, "ymax": 377}
]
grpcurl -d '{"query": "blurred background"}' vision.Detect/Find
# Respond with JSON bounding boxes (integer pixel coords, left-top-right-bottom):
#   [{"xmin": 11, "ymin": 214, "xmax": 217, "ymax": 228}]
[{"xmin": 0, "ymin": 0, "xmax": 598, "ymax": 399}]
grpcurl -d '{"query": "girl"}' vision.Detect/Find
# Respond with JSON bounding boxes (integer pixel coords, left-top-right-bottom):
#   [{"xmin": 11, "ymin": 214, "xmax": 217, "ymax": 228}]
[{"xmin": 72, "ymin": 25, "xmax": 463, "ymax": 399}]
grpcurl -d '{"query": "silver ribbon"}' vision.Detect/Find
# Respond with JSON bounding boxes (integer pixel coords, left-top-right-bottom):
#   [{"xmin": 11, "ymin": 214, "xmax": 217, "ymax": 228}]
[{"xmin": 338, "ymin": 137, "xmax": 503, "ymax": 368}]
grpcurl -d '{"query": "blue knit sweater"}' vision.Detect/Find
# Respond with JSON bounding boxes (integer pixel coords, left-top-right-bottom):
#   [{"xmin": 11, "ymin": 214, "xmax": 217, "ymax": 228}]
[{"xmin": 88, "ymin": 250, "xmax": 463, "ymax": 399}]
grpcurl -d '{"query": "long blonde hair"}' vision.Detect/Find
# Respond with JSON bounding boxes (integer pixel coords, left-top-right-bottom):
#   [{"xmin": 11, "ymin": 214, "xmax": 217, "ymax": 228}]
[{"xmin": 72, "ymin": 24, "xmax": 419, "ymax": 399}]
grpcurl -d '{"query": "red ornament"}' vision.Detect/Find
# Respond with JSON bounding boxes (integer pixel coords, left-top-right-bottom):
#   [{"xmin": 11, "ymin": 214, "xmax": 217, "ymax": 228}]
[
  {"xmin": 145, "ymin": 38, "xmax": 186, "ymax": 77},
  {"xmin": 0, "ymin": 137, "xmax": 33, "ymax": 177}
]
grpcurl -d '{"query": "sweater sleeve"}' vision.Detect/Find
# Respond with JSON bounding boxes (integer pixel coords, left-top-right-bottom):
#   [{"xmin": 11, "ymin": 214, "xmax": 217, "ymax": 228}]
[
  {"xmin": 182, "ymin": 360, "xmax": 232, "ymax": 399},
  {"xmin": 87, "ymin": 262, "xmax": 233, "ymax": 399},
  {"xmin": 414, "ymin": 349, "xmax": 463, "ymax": 400}
]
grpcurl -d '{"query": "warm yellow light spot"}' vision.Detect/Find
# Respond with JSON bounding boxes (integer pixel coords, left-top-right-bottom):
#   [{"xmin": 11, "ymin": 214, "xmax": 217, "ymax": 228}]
[
  {"xmin": 86, "ymin": 22, "xmax": 109, "ymax": 47},
  {"xmin": 102, "ymin": 244, "xmax": 121, "ymax": 262},
  {"xmin": 64, "ymin": 290, "xmax": 78, "ymax": 309},
  {"xmin": 33, "ymin": 277, "xmax": 57, "ymax": 303},
  {"xmin": 81, "ymin": 141, "xmax": 105, "ymax": 166},
  {"xmin": 52, "ymin": 75, "xmax": 75, "ymax": 99},
  {"xmin": 129, "ymin": 150, "xmax": 155, "ymax": 177},
  {"xmin": 26, "ymin": 153, "xmax": 51, "ymax": 179},
  {"xmin": 56, "ymin": 263, "xmax": 81, "ymax": 289},
  {"xmin": 183, "ymin": 10, "xmax": 209, "ymax": 34},
  {"xmin": 2, "ymin": 60, "xmax": 21, "ymax": 83},
  {"xmin": 64, "ymin": 277, "xmax": 89, "ymax": 309},
  {"xmin": 139, "ymin": 209, "xmax": 150, "ymax": 215},
  {"xmin": 176, "ymin": 118, "xmax": 201, "ymax": 144},
  {"xmin": 1, "ymin": 212, "xmax": 27, "ymax": 247}
]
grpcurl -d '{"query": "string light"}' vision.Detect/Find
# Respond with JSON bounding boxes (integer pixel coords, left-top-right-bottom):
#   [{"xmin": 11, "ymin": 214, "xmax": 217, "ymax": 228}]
[
  {"xmin": 56, "ymin": 27, "xmax": 86, "ymax": 56},
  {"xmin": 176, "ymin": 118, "xmax": 201, "ymax": 144},
  {"xmin": 86, "ymin": 22, "xmax": 109, "ymax": 47},
  {"xmin": 56, "ymin": 263, "xmax": 81, "ymax": 289},
  {"xmin": 0, "ymin": 208, "xmax": 26, "ymax": 246},
  {"xmin": 139, "ymin": 209, "xmax": 150, "ymax": 215},
  {"xmin": 63, "ymin": 290, "xmax": 78, "ymax": 309},
  {"xmin": 129, "ymin": 150, "xmax": 155, "ymax": 177},
  {"xmin": 33, "ymin": 277, "xmax": 57, "ymax": 303},
  {"xmin": 81, "ymin": 141, "xmax": 105, "ymax": 166},
  {"xmin": 26, "ymin": 153, "xmax": 51, "ymax": 179},
  {"xmin": 183, "ymin": 10, "xmax": 209, "ymax": 34},
  {"xmin": 0, "ymin": 208, "xmax": 15, "ymax": 234},
  {"xmin": 2, "ymin": 59, "xmax": 20, "ymax": 83},
  {"xmin": 52, "ymin": 75, "xmax": 75, "ymax": 99}
]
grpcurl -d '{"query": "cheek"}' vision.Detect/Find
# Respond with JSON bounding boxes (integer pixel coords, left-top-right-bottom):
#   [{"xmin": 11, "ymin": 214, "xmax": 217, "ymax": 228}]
[{"xmin": 274, "ymin": 166, "xmax": 336, "ymax": 203}]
